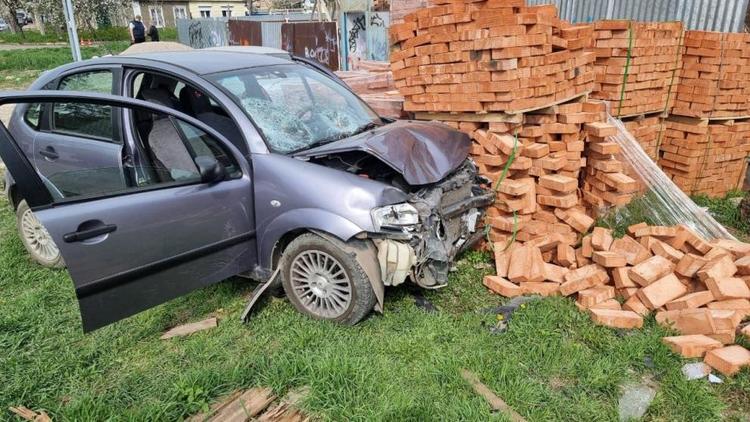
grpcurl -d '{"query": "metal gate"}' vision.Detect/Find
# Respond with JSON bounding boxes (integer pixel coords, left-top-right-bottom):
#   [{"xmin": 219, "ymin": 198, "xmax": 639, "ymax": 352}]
[
  {"xmin": 228, "ymin": 20, "xmax": 263, "ymax": 46},
  {"xmin": 281, "ymin": 22, "xmax": 340, "ymax": 70}
]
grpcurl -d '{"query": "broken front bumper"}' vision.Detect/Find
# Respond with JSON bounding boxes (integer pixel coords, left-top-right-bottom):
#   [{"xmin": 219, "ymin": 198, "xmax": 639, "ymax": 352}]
[{"xmin": 374, "ymin": 160, "xmax": 495, "ymax": 289}]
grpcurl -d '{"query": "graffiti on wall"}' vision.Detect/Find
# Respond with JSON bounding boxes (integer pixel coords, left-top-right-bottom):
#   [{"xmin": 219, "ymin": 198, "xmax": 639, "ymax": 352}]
[
  {"xmin": 367, "ymin": 12, "xmax": 389, "ymax": 62},
  {"xmin": 344, "ymin": 11, "xmax": 390, "ymax": 68}
]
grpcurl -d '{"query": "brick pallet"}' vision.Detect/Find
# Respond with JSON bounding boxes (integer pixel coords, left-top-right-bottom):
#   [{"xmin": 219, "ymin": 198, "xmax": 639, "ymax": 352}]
[
  {"xmin": 388, "ymin": 0, "xmax": 596, "ymax": 113},
  {"xmin": 658, "ymin": 117, "xmax": 750, "ymax": 197},
  {"xmin": 592, "ymin": 21, "xmax": 683, "ymax": 117},
  {"xmin": 673, "ymin": 31, "xmax": 750, "ymax": 119},
  {"xmin": 484, "ymin": 223, "xmax": 750, "ymax": 376}
]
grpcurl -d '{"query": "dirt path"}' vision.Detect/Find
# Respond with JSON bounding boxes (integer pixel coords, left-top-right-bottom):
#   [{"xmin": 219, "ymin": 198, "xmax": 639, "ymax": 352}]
[{"xmin": 0, "ymin": 43, "xmax": 68, "ymax": 51}]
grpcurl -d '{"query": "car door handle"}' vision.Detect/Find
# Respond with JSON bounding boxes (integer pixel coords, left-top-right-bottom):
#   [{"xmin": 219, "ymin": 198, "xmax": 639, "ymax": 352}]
[
  {"xmin": 39, "ymin": 147, "xmax": 59, "ymax": 160},
  {"xmin": 63, "ymin": 224, "xmax": 117, "ymax": 243}
]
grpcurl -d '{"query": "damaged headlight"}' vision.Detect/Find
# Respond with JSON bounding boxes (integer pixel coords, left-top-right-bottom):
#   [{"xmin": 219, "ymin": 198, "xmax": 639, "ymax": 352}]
[{"xmin": 371, "ymin": 203, "xmax": 419, "ymax": 231}]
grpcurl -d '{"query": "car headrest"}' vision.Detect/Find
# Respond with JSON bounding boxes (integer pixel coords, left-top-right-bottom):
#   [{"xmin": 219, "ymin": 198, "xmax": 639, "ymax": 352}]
[
  {"xmin": 181, "ymin": 87, "xmax": 212, "ymax": 115},
  {"xmin": 141, "ymin": 87, "xmax": 180, "ymax": 112}
]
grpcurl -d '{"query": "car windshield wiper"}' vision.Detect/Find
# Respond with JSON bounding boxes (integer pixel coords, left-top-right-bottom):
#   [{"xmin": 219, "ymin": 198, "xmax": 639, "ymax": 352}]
[{"xmin": 290, "ymin": 121, "xmax": 382, "ymax": 154}]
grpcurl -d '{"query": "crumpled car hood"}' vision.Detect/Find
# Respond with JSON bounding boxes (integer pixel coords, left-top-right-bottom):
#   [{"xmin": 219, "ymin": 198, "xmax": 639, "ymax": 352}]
[{"xmin": 293, "ymin": 120, "xmax": 471, "ymax": 185}]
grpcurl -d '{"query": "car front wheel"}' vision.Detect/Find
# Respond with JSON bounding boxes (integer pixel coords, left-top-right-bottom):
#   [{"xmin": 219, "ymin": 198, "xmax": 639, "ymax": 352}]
[
  {"xmin": 280, "ymin": 233, "xmax": 376, "ymax": 325},
  {"xmin": 16, "ymin": 200, "xmax": 65, "ymax": 268}
]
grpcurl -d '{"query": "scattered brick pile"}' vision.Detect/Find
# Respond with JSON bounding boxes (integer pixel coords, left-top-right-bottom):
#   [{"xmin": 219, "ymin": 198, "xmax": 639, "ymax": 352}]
[
  {"xmin": 673, "ymin": 31, "xmax": 750, "ymax": 119},
  {"xmin": 658, "ymin": 118, "xmax": 750, "ymax": 197},
  {"xmin": 592, "ymin": 21, "xmax": 683, "ymax": 117},
  {"xmin": 388, "ymin": 1, "xmax": 596, "ymax": 113},
  {"xmin": 483, "ymin": 223, "xmax": 750, "ymax": 376},
  {"xmin": 336, "ymin": 60, "xmax": 406, "ymax": 119}
]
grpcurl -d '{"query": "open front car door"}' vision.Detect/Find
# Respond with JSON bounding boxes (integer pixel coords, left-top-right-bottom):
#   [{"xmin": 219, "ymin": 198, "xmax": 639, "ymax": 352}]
[{"xmin": 0, "ymin": 91, "xmax": 256, "ymax": 331}]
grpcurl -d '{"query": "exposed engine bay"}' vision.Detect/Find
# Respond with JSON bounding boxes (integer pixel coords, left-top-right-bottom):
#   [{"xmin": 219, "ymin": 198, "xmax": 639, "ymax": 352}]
[{"xmin": 309, "ymin": 152, "xmax": 495, "ymax": 289}]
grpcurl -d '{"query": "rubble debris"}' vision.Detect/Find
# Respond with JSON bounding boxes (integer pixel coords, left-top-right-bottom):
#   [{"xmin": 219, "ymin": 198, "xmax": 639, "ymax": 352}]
[
  {"xmin": 188, "ymin": 386, "xmax": 311, "ymax": 422},
  {"xmin": 460, "ymin": 369, "xmax": 527, "ymax": 422},
  {"xmin": 160, "ymin": 317, "xmax": 218, "ymax": 340},
  {"xmin": 617, "ymin": 382, "xmax": 656, "ymax": 422},
  {"xmin": 411, "ymin": 291, "xmax": 439, "ymax": 313},
  {"xmin": 8, "ymin": 406, "xmax": 51, "ymax": 422},
  {"xmin": 681, "ymin": 362, "xmax": 711, "ymax": 381}
]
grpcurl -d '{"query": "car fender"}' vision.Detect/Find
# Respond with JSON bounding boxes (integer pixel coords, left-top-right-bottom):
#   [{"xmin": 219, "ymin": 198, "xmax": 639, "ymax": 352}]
[{"xmin": 259, "ymin": 207, "xmax": 365, "ymax": 269}]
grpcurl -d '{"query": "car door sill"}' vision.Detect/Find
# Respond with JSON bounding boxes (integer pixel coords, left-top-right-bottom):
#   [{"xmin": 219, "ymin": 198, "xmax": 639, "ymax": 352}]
[{"xmin": 75, "ymin": 230, "xmax": 256, "ymax": 299}]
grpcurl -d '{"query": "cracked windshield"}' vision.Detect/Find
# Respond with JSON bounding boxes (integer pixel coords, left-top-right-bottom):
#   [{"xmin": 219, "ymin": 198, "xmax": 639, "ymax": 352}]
[{"xmin": 211, "ymin": 64, "xmax": 381, "ymax": 153}]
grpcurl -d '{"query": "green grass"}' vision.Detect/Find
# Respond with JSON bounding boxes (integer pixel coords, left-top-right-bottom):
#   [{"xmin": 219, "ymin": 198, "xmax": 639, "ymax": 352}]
[
  {"xmin": 0, "ymin": 42, "xmax": 129, "ymax": 89},
  {"xmin": 0, "ymin": 197, "xmax": 749, "ymax": 420},
  {"xmin": 597, "ymin": 190, "xmax": 750, "ymax": 241},
  {"xmin": 693, "ymin": 191, "xmax": 750, "ymax": 238},
  {"xmin": 0, "ymin": 27, "xmax": 178, "ymax": 44}
]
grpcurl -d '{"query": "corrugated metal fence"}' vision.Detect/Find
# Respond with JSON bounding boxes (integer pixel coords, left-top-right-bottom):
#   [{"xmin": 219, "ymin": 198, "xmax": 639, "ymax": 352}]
[{"xmin": 526, "ymin": 0, "xmax": 750, "ymax": 32}]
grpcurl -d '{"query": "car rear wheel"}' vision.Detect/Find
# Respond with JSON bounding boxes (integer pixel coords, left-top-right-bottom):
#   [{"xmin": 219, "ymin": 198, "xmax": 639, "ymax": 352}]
[
  {"xmin": 16, "ymin": 200, "xmax": 65, "ymax": 268},
  {"xmin": 280, "ymin": 233, "xmax": 376, "ymax": 325}
]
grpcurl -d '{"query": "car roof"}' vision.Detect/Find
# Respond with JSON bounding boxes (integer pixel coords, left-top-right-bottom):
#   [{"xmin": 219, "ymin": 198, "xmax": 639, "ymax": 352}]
[
  {"xmin": 59, "ymin": 50, "xmax": 294, "ymax": 78},
  {"xmin": 119, "ymin": 50, "xmax": 294, "ymax": 74}
]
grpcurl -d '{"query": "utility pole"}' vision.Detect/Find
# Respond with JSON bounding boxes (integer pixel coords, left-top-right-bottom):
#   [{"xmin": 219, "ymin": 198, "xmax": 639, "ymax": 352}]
[{"xmin": 62, "ymin": 0, "xmax": 82, "ymax": 61}]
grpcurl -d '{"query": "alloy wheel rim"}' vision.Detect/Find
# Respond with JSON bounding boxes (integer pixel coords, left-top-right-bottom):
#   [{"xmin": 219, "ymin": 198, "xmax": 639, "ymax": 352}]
[
  {"xmin": 290, "ymin": 250, "xmax": 352, "ymax": 318},
  {"xmin": 20, "ymin": 208, "xmax": 59, "ymax": 262}
]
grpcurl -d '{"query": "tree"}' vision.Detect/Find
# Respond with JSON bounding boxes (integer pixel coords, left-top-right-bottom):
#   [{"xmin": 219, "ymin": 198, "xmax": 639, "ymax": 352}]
[{"xmin": 1, "ymin": 0, "xmax": 23, "ymax": 33}]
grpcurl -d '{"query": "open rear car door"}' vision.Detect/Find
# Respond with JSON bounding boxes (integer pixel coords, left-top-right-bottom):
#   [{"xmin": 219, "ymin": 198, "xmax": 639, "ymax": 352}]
[{"xmin": 0, "ymin": 91, "xmax": 257, "ymax": 331}]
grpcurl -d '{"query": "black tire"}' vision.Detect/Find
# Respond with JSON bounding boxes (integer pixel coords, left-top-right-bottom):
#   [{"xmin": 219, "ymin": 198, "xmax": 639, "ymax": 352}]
[
  {"xmin": 16, "ymin": 200, "xmax": 65, "ymax": 268},
  {"xmin": 280, "ymin": 233, "xmax": 376, "ymax": 325}
]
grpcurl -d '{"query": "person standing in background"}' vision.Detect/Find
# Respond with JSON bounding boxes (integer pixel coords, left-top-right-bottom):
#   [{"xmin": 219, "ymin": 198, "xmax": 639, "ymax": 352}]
[
  {"xmin": 129, "ymin": 15, "xmax": 146, "ymax": 44},
  {"xmin": 147, "ymin": 21, "xmax": 160, "ymax": 42}
]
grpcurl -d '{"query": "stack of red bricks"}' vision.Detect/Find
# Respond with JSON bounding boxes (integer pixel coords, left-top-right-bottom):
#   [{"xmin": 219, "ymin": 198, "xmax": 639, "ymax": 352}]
[
  {"xmin": 582, "ymin": 122, "xmax": 640, "ymax": 213},
  {"xmin": 336, "ymin": 60, "xmax": 406, "ymax": 119},
  {"xmin": 388, "ymin": 0, "xmax": 596, "ymax": 113},
  {"xmin": 591, "ymin": 21, "xmax": 683, "ymax": 117},
  {"xmin": 658, "ymin": 118, "xmax": 750, "ymax": 197},
  {"xmin": 483, "ymin": 223, "xmax": 750, "ymax": 376},
  {"xmin": 623, "ymin": 116, "xmax": 664, "ymax": 162},
  {"xmin": 673, "ymin": 31, "xmax": 750, "ymax": 119},
  {"xmin": 443, "ymin": 100, "xmax": 637, "ymax": 245}
]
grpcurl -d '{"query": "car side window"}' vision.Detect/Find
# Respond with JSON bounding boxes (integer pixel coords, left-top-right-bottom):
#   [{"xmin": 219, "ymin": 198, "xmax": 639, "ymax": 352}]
[
  {"xmin": 24, "ymin": 103, "xmax": 41, "ymax": 129},
  {"xmin": 34, "ymin": 103, "xmax": 239, "ymax": 203},
  {"xmin": 133, "ymin": 111, "xmax": 240, "ymax": 187},
  {"xmin": 52, "ymin": 71, "xmax": 116, "ymax": 142}
]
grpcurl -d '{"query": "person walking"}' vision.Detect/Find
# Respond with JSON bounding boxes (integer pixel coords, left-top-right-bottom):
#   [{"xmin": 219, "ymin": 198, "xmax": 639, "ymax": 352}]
[
  {"xmin": 147, "ymin": 21, "xmax": 160, "ymax": 42},
  {"xmin": 129, "ymin": 15, "xmax": 146, "ymax": 44}
]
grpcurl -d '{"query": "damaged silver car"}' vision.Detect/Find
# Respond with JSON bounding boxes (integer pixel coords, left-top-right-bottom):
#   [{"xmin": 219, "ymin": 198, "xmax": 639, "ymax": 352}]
[{"xmin": 1, "ymin": 49, "xmax": 493, "ymax": 331}]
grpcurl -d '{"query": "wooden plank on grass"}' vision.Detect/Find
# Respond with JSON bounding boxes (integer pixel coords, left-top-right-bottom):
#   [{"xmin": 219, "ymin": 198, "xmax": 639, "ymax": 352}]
[
  {"xmin": 460, "ymin": 369, "xmax": 527, "ymax": 421},
  {"xmin": 160, "ymin": 317, "xmax": 217, "ymax": 340}
]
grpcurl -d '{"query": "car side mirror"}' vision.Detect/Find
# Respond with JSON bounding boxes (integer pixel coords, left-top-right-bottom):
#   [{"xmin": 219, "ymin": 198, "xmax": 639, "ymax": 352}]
[{"xmin": 195, "ymin": 156, "xmax": 226, "ymax": 184}]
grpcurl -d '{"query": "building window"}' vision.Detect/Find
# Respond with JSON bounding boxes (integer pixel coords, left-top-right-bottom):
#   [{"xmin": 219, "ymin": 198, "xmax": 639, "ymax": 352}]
[
  {"xmin": 199, "ymin": 6, "xmax": 211, "ymax": 17},
  {"xmin": 173, "ymin": 6, "xmax": 187, "ymax": 19},
  {"xmin": 148, "ymin": 6, "xmax": 165, "ymax": 27},
  {"xmin": 221, "ymin": 6, "xmax": 232, "ymax": 17}
]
